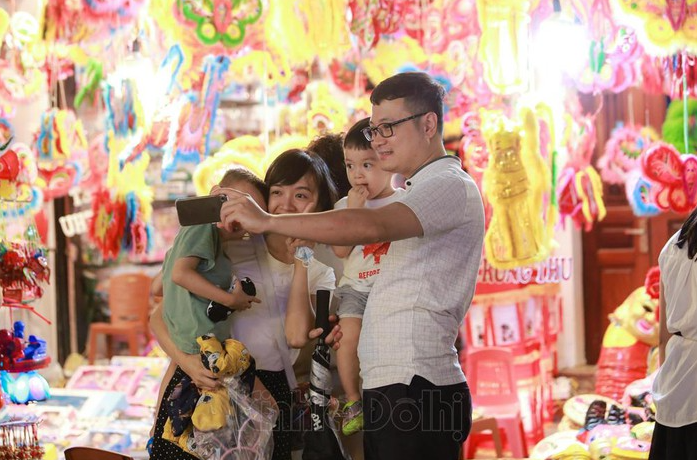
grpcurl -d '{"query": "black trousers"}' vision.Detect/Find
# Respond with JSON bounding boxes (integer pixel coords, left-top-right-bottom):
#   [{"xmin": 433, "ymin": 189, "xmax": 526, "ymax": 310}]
[
  {"xmin": 363, "ymin": 375, "xmax": 472, "ymax": 460},
  {"xmin": 649, "ymin": 420, "xmax": 697, "ymax": 460}
]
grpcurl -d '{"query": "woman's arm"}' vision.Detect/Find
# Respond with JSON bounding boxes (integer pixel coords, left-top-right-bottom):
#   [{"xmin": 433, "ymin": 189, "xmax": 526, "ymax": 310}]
[
  {"xmin": 285, "ymin": 257, "xmax": 314, "ymax": 348},
  {"xmin": 658, "ymin": 281, "xmax": 670, "ymax": 365},
  {"xmin": 149, "ymin": 303, "xmax": 219, "ymax": 390}
]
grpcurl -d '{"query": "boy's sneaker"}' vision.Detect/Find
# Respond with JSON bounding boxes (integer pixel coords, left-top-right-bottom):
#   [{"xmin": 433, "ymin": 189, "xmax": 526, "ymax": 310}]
[{"xmin": 341, "ymin": 400, "xmax": 364, "ymax": 436}]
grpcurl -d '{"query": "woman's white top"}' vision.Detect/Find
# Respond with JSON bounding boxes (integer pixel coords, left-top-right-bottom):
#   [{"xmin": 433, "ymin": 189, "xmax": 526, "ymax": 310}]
[
  {"xmin": 653, "ymin": 230, "xmax": 697, "ymax": 427},
  {"xmin": 225, "ymin": 235, "xmax": 335, "ymax": 388}
]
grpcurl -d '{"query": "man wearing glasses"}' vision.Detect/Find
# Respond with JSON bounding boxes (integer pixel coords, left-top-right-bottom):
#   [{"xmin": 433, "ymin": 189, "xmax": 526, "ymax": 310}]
[{"xmin": 220, "ymin": 72, "xmax": 485, "ymax": 460}]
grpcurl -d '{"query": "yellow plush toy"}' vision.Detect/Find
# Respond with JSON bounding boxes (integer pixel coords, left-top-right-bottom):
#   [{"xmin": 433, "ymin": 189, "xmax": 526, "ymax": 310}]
[
  {"xmin": 482, "ymin": 106, "xmax": 552, "ymax": 269},
  {"xmin": 191, "ymin": 335, "xmax": 253, "ymax": 432}
]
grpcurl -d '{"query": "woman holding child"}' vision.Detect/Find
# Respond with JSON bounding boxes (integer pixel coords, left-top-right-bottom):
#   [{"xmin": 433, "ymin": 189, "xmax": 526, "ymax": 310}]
[{"xmin": 150, "ymin": 149, "xmax": 339, "ymax": 460}]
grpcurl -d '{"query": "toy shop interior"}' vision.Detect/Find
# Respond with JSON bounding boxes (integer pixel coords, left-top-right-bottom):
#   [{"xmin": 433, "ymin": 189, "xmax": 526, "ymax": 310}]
[{"xmin": 0, "ymin": 0, "xmax": 689, "ymax": 459}]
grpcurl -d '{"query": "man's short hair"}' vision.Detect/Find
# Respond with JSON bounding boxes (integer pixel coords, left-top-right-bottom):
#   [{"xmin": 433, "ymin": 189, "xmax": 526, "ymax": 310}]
[
  {"xmin": 219, "ymin": 167, "xmax": 268, "ymax": 201},
  {"xmin": 370, "ymin": 72, "xmax": 446, "ymax": 135},
  {"xmin": 344, "ymin": 117, "xmax": 372, "ymax": 151}
]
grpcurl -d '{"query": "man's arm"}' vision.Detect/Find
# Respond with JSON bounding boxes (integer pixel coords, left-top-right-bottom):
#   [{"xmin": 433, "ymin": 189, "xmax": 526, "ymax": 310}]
[{"xmin": 221, "ymin": 190, "xmax": 423, "ymax": 246}]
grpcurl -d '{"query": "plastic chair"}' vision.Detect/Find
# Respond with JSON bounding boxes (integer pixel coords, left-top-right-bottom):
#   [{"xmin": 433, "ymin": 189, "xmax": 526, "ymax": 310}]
[
  {"xmin": 462, "ymin": 416, "xmax": 504, "ymax": 459},
  {"xmin": 464, "ymin": 347, "xmax": 528, "ymax": 458},
  {"xmin": 88, "ymin": 273, "xmax": 152, "ymax": 364},
  {"xmin": 64, "ymin": 446, "xmax": 134, "ymax": 460}
]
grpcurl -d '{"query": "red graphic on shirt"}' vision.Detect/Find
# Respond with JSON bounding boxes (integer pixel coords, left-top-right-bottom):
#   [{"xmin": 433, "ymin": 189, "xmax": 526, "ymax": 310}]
[{"xmin": 363, "ymin": 242, "xmax": 391, "ymax": 264}]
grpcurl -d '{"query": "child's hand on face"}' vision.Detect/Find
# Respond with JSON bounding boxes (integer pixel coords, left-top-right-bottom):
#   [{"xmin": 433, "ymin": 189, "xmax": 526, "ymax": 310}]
[
  {"xmin": 347, "ymin": 186, "xmax": 369, "ymax": 208},
  {"xmin": 222, "ymin": 279, "xmax": 261, "ymax": 310}
]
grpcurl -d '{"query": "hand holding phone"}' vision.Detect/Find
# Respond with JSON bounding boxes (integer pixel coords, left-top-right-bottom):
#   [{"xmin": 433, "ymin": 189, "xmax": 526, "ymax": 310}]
[{"xmin": 175, "ymin": 194, "xmax": 228, "ymax": 226}]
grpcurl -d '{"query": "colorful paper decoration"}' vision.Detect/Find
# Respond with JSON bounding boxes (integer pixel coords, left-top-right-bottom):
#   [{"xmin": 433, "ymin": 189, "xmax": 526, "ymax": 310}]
[
  {"xmin": 264, "ymin": 0, "xmax": 351, "ymax": 66},
  {"xmin": 119, "ymin": 46, "xmax": 185, "ymax": 167},
  {"xmin": 459, "ymin": 111, "xmax": 488, "ymax": 187},
  {"xmin": 597, "ymin": 123, "xmax": 660, "ymax": 184},
  {"xmin": 161, "ymin": 55, "xmax": 229, "ymax": 181},
  {"xmin": 33, "ymin": 109, "xmax": 88, "ymax": 200},
  {"xmin": 176, "ymin": 0, "xmax": 262, "ymax": 48},
  {"xmin": 557, "ymin": 112, "xmax": 607, "ymax": 231},
  {"xmin": 610, "ymin": 0, "xmax": 697, "ymax": 56},
  {"xmin": 74, "ymin": 59, "xmax": 104, "ymax": 109},
  {"xmin": 0, "ymin": 142, "xmax": 43, "ymax": 218},
  {"xmin": 361, "ymin": 36, "xmax": 428, "ymax": 90},
  {"xmin": 103, "ymin": 78, "xmax": 141, "ymax": 139},
  {"xmin": 476, "ymin": 0, "xmax": 532, "ymax": 94},
  {"xmin": 307, "ymin": 82, "xmax": 349, "ymax": 138},
  {"xmin": 576, "ymin": 28, "xmax": 644, "ymax": 94},
  {"xmin": 348, "ymin": 0, "xmax": 380, "ymax": 51},
  {"xmin": 44, "ymin": 0, "xmax": 145, "ymax": 43},
  {"xmin": 88, "ymin": 150, "xmax": 153, "ymax": 260},
  {"xmin": 625, "ymin": 169, "xmax": 661, "ymax": 217},
  {"xmin": 0, "ymin": 62, "xmax": 44, "ymax": 103},
  {"xmin": 481, "ymin": 107, "xmax": 552, "ymax": 269},
  {"xmin": 640, "ymin": 141, "xmax": 697, "ymax": 214},
  {"xmin": 35, "ymin": 109, "xmax": 88, "ymax": 165},
  {"xmin": 405, "ymin": 0, "xmax": 479, "ymax": 54},
  {"xmin": 0, "ymin": 238, "xmax": 50, "ymax": 307}
]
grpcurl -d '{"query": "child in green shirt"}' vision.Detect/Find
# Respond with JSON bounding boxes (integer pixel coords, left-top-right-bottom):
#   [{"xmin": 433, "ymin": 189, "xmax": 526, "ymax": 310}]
[{"xmin": 161, "ymin": 168, "xmax": 268, "ymax": 354}]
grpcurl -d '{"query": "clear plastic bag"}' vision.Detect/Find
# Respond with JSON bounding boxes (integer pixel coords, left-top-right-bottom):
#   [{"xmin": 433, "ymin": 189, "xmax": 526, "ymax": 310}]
[{"xmin": 193, "ymin": 374, "xmax": 278, "ymax": 460}]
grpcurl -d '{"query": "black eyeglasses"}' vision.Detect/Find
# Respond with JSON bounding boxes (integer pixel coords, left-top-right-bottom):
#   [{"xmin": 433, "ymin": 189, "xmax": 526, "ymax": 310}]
[{"xmin": 361, "ymin": 112, "xmax": 429, "ymax": 142}]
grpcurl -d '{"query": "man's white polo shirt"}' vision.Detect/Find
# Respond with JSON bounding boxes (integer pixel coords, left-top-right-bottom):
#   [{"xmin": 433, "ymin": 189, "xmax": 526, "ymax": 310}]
[{"xmin": 358, "ymin": 155, "xmax": 485, "ymax": 389}]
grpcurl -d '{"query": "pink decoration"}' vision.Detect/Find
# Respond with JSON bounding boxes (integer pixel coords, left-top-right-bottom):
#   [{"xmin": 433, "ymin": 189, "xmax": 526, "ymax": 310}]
[
  {"xmin": 641, "ymin": 141, "xmax": 697, "ymax": 214},
  {"xmin": 597, "ymin": 123, "xmax": 659, "ymax": 184},
  {"xmin": 667, "ymin": 0, "xmax": 687, "ymax": 31}
]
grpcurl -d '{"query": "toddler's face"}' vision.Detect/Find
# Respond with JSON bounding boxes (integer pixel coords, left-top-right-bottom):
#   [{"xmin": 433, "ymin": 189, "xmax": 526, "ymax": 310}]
[
  {"xmin": 218, "ymin": 180, "xmax": 267, "ymax": 239},
  {"xmin": 344, "ymin": 147, "xmax": 393, "ymax": 200}
]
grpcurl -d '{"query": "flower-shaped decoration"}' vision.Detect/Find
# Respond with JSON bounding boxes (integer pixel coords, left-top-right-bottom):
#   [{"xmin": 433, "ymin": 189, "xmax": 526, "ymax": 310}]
[{"xmin": 176, "ymin": 0, "xmax": 262, "ymax": 48}]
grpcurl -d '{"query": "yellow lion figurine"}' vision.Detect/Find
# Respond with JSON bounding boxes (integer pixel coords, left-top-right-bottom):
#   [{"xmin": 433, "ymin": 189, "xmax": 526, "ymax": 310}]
[{"xmin": 482, "ymin": 106, "xmax": 551, "ymax": 268}]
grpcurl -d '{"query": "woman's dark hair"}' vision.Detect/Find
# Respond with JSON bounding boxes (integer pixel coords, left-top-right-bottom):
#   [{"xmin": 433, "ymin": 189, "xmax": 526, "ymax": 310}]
[
  {"xmin": 307, "ymin": 133, "xmax": 350, "ymax": 200},
  {"xmin": 677, "ymin": 206, "xmax": 697, "ymax": 259},
  {"xmin": 265, "ymin": 149, "xmax": 338, "ymax": 212},
  {"xmin": 370, "ymin": 71, "xmax": 446, "ymax": 134},
  {"xmin": 219, "ymin": 167, "xmax": 269, "ymax": 202}
]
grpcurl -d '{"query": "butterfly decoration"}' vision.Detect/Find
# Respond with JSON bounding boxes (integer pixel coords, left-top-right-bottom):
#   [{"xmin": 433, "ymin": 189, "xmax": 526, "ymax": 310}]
[{"xmin": 640, "ymin": 141, "xmax": 697, "ymax": 214}]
